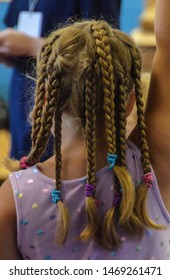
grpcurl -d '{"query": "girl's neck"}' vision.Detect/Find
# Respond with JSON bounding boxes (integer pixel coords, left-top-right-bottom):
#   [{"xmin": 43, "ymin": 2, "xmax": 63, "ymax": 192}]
[{"xmin": 40, "ymin": 114, "xmax": 108, "ymax": 180}]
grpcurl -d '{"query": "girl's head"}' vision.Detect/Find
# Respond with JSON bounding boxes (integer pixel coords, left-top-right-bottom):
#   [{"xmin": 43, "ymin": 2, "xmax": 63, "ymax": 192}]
[
  {"xmin": 19, "ymin": 20, "xmax": 163, "ymax": 248},
  {"xmin": 30, "ymin": 20, "xmax": 136, "ymax": 162}
]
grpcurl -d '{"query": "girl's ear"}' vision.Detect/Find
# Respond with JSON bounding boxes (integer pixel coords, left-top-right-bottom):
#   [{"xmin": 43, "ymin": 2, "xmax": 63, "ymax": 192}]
[{"xmin": 126, "ymin": 90, "xmax": 136, "ymax": 117}]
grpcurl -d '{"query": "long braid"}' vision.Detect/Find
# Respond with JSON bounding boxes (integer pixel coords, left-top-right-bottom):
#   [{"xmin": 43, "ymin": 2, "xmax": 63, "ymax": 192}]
[
  {"xmin": 116, "ymin": 82, "xmax": 127, "ymax": 168},
  {"xmin": 27, "ymin": 32, "xmax": 61, "ymax": 164},
  {"xmin": 54, "ymin": 107, "xmax": 70, "ymax": 245},
  {"xmin": 21, "ymin": 35, "xmax": 60, "ymax": 167},
  {"xmin": 116, "ymin": 81, "xmax": 135, "ymax": 222},
  {"xmin": 131, "ymin": 47, "xmax": 164, "ymax": 230},
  {"xmin": 27, "ymin": 68, "xmax": 58, "ymax": 165},
  {"xmin": 31, "ymin": 34, "xmax": 59, "ymax": 147},
  {"xmin": 91, "ymin": 22, "xmax": 120, "ymax": 248},
  {"xmin": 116, "ymin": 79, "xmax": 144, "ymax": 236},
  {"xmin": 31, "ymin": 32, "xmax": 71, "ymax": 244},
  {"xmin": 79, "ymin": 65, "xmax": 98, "ymax": 241},
  {"xmin": 35, "ymin": 43, "xmax": 70, "ymax": 244},
  {"xmin": 3, "ymin": 35, "xmax": 60, "ymax": 171}
]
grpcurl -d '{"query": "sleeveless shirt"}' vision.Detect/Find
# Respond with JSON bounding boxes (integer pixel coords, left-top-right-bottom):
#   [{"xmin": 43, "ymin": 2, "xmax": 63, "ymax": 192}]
[{"xmin": 9, "ymin": 140, "xmax": 170, "ymax": 260}]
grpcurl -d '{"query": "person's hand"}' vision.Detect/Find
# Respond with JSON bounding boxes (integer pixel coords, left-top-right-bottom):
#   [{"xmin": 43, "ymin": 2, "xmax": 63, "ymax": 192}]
[
  {"xmin": 0, "ymin": 28, "xmax": 44, "ymax": 59},
  {"xmin": 0, "ymin": 57, "xmax": 14, "ymax": 67}
]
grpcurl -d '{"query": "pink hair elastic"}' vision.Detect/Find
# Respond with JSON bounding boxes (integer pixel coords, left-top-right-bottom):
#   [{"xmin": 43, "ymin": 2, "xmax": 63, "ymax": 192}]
[
  {"xmin": 20, "ymin": 156, "xmax": 30, "ymax": 169},
  {"xmin": 143, "ymin": 172, "xmax": 153, "ymax": 188},
  {"xmin": 85, "ymin": 183, "xmax": 95, "ymax": 197}
]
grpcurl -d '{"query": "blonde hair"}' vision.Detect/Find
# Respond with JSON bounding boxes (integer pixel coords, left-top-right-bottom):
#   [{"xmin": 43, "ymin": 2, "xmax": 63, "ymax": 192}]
[
  {"xmin": 8, "ymin": 20, "xmax": 164, "ymax": 248},
  {"xmin": 127, "ymin": 72, "xmax": 151, "ymax": 136}
]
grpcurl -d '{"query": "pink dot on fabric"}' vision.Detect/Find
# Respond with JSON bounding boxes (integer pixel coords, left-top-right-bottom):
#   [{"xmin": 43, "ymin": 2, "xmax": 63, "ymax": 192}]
[
  {"xmin": 121, "ymin": 236, "xmax": 127, "ymax": 242},
  {"xmin": 150, "ymin": 256, "xmax": 156, "ymax": 260},
  {"xmin": 76, "ymin": 208, "xmax": 81, "ymax": 213},
  {"xmin": 42, "ymin": 188, "xmax": 49, "ymax": 194},
  {"xmin": 27, "ymin": 179, "xmax": 34, "ymax": 184}
]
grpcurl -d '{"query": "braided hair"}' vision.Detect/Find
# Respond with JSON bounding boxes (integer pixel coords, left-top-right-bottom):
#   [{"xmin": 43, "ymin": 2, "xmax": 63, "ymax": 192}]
[{"xmin": 15, "ymin": 20, "xmax": 164, "ymax": 248}]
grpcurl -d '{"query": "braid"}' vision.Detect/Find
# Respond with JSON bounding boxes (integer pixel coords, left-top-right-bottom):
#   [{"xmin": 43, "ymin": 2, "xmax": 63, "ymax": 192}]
[
  {"xmin": 116, "ymin": 81, "xmax": 134, "ymax": 220},
  {"xmin": 79, "ymin": 65, "xmax": 98, "ymax": 241},
  {"xmin": 27, "ymin": 68, "xmax": 58, "ymax": 165},
  {"xmin": 3, "ymin": 35, "xmax": 60, "ymax": 171},
  {"xmin": 54, "ymin": 108, "xmax": 70, "ymax": 245},
  {"xmin": 131, "ymin": 49, "xmax": 151, "ymax": 173},
  {"xmin": 116, "ymin": 83, "xmax": 126, "ymax": 167},
  {"xmin": 91, "ymin": 22, "xmax": 145, "ymax": 248},
  {"xmin": 115, "ymin": 80, "xmax": 143, "ymax": 236},
  {"xmin": 32, "ymin": 33, "xmax": 71, "ymax": 244},
  {"xmin": 28, "ymin": 40, "xmax": 61, "ymax": 164},
  {"xmin": 32, "ymin": 34, "xmax": 59, "ymax": 147},
  {"xmin": 131, "ymin": 47, "xmax": 164, "ymax": 230},
  {"xmin": 91, "ymin": 22, "xmax": 120, "ymax": 247},
  {"xmin": 92, "ymin": 22, "xmax": 116, "ymax": 153}
]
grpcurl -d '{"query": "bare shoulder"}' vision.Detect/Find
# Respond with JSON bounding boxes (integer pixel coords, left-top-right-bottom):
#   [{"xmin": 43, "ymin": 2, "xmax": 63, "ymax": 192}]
[
  {"xmin": 0, "ymin": 178, "xmax": 22, "ymax": 259},
  {"xmin": 0, "ymin": 178, "xmax": 15, "ymax": 214}
]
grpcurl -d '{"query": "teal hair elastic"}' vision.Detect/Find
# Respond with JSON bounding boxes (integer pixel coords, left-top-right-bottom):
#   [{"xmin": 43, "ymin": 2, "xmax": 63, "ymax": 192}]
[
  {"xmin": 51, "ymin": 189, "xmax": 61, "ymax": 204},
  {"xmin": 107, "ymin": 153, "xmax": 117, "ymax": 169}
]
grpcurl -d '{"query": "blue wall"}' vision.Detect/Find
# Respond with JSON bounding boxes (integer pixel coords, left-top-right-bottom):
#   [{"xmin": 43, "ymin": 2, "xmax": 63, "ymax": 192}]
[
  {"xmin": 0, "ymin": 2, "xmax": 12, "ymax": 105},
  {"xmin": 0, "ymin": 0, "xmax": 144, "ymax": 105},
  {"xmin": 120, "ymin": 0, "xmax": 144, "ymax": 33}
]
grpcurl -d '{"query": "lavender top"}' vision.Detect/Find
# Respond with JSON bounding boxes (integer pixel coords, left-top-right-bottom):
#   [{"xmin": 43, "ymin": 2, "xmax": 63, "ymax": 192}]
[{"xmin": 9, "ymin": 140, "xmax": 170, "ymax": 260}]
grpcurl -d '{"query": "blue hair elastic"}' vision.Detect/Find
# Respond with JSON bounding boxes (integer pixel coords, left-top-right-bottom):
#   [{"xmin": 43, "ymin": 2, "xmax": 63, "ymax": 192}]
[
  {"xmin": 107, "ymin": 153, "xmax": 118, "ymax": 169},
  {"xmin": 51, "ymin": 189, "xmax": 61, "ymax": 204}
]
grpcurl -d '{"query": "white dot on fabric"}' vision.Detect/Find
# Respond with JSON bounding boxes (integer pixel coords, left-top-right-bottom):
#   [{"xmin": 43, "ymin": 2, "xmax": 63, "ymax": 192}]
[{"xmin": 27, "ymin": 179, "xmax": 34, "ymax": 184}]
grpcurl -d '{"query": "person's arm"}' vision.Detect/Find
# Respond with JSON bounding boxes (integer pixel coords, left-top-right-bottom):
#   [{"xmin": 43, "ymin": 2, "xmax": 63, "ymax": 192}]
[
  {"xmin": 0, "ymin": 179, "xmax": 22, "ymax": 260},
  {"xmin": 134, "ymin": 0, "xmax": 170, "ymax": 210},
  {"xmin": 0, "ymin": 28, "xmax": 44, "ymax": 59}
]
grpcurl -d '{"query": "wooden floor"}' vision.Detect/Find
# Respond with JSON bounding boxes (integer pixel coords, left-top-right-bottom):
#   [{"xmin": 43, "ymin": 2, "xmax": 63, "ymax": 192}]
[{"xmin": 0, "ymin": 129, "xmax": 10, "ymax": 185}]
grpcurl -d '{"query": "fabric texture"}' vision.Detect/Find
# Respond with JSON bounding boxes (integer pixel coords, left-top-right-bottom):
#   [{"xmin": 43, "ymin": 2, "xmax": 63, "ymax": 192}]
[
  {"xmin": 4, "ymin": 0, "xmax": 121, "ymax": 160},
  {"xmin": 9, "ymin": 140, "xmax": 170, "ymax": 260}
]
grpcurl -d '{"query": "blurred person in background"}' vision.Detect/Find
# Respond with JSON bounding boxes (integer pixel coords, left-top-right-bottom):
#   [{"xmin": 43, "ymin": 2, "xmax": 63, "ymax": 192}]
[{"xmin": 0, "ymin": 0, "xmax": 121, "ymax": 161}]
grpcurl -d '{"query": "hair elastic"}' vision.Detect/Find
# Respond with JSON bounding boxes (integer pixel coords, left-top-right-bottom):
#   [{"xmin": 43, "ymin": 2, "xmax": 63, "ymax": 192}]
[
  {"xmin": 51, "ymin": 189, "xmax": 61, "ymax": 204},
  {"xmin": 85, "ymin": 183, "xmax": 95, "ymax": 197},
  {"xmin": 107, "ymin": 153, "xmax": 118, "ymax": 169},
  {"xmin": 143, "ymin": 172, "xmax": 153, "ymax": 188},
  {"xmin": 20, "ymin": 156, "xmax": 30, "ymax": 169},
  {"xmin": 113, "ymin": 192, "xmax": 122, "ymax": 207}
]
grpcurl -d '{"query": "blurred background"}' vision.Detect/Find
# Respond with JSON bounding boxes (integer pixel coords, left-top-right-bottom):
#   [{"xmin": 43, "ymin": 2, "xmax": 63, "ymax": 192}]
[
  {"xmin": 0, "ymin": 0, "xmax": 145, "ymax": 106},
  {"xmin": 0, "ymin": 0, "xmax": 155, "ymax": 184}
]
